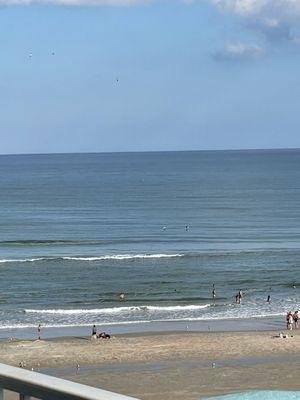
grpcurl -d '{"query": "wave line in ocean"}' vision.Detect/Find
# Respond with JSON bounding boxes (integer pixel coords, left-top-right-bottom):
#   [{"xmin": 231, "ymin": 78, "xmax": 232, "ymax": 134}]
[
  {"xmin": 0, "ymin": 253, "xmax": 184, "ymax": 264},
  {"xmin": 24, "ymin": 304, "xmax": 211, "ymax": 315}
]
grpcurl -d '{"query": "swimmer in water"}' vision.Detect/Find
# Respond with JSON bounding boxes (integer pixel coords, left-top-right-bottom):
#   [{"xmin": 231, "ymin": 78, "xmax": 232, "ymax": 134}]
[{"xmin": 119, "ymin": 292, "xmax": 125, "ymax": 301}]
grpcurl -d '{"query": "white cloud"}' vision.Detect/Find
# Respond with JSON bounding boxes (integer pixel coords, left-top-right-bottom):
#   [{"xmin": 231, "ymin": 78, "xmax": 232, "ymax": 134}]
[
  {"xmin": 211, "ymin": 0, "xmax": 300, "ymax": 18},
  {"xmin": 210, "ymin": 0, "xmax": 300, "ymax": 33},
  {"xmin": 211, "ymin": 0, "xmax": 267, "ymax": 16},
  {"xmin": 213, "ymin": 42, "xmax": 264, "ymax": 60},
  {"xmin": 0, "ymin": 0, "xmax": 145, "ymax": 4},
  {"xmin": 210, "ymin": 0, "xmax": 300, "ymax": 52}
]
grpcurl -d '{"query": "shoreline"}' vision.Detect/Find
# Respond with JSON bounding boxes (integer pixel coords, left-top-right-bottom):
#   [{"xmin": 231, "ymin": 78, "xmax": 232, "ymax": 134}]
[{"xmin": 0, "ymin": 316, "xmax": 286, "ymax": 340}]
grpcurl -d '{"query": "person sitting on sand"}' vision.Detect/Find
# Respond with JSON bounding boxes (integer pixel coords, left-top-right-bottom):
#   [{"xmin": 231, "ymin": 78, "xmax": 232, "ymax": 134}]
[{"xmin": 98, "ymin": 331, "xmax": 111, "ymax": 339}]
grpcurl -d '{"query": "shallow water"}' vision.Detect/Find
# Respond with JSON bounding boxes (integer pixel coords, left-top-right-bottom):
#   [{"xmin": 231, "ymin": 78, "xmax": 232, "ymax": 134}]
[{"xmin": 39, "ymin": 354, "xmax": 300, "ymax": 377}]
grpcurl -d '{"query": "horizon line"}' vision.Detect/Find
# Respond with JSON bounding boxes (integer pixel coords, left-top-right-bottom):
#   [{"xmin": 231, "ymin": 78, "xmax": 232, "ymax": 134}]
[{"xmin": 0, "ymin": 146, "xmax": 300, "ymax": 157}]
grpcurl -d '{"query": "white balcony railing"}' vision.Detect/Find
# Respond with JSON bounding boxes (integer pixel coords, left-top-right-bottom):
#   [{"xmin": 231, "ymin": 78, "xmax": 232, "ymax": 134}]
[{"xmin": 0, "ymin": 362, "xmax": 139, "ymax": 400}]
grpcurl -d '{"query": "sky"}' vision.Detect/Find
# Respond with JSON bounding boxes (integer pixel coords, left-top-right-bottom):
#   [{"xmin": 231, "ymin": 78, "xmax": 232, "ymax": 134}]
[{"xmin": 2, "ymin": 0, "xmax": 300, "ymax": 154}]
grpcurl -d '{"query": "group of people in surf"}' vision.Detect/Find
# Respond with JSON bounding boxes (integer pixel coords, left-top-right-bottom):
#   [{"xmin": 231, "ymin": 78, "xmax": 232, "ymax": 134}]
[
  {"xmin": 212, "ymin": 285, "xmax": 299, "ymax": 331},
  {"xmin": 286, "ymin": 311, "xmax": 299, "ymax": 330},
  {"xmin": 212, "ymin": 285, "xmax": 244, "ymax": 304}
]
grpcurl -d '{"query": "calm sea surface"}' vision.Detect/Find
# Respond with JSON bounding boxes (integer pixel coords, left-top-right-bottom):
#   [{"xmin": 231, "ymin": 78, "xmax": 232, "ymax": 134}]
[{"xmin": 0, "ymin": 150, "xmax": 299, "ymax": 329}]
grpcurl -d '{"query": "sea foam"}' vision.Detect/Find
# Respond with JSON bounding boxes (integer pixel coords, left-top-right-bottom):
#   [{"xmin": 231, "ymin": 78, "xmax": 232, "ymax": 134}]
[{"xmin": 24, "ymin": 304, "xmax": 211, "ymax": 315}]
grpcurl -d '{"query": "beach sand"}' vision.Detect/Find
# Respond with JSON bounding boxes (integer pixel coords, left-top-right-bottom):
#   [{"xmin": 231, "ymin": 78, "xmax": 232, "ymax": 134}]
[{"xmin": 1, "ymin": 330, "xmax": 300, "ymax": 399}]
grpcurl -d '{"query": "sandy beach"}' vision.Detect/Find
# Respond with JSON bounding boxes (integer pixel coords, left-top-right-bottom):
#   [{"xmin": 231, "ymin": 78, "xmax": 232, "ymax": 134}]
[{"xmin": 1, "ymin": 330, "xmax": 300, "ymax": 399}]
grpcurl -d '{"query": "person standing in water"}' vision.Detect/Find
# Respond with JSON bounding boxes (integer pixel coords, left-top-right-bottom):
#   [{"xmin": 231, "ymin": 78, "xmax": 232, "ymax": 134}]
[
  {"xmin": 267, "ymin": 295, "xmax": 271, "ymax": 303},
  {"xmin": 212, "ymin": 284, "xmax": 216, "ymax": 302},
  {"xmin": 293, "ymin": 311, "xmax": 299, "ymax": 329},
  {"xmin": 238, "ymin": 289, "xmax": 243, "ymax": 304},
  {"xmin": 37, "ymin": 324, "xmax": 42, "ymax": 340}
]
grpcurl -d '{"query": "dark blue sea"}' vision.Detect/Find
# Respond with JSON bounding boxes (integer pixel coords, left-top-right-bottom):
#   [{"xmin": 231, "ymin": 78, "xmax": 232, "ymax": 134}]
[{"xmin": 0, "ymin": 149, "xmax": 299, "ymax": 330}]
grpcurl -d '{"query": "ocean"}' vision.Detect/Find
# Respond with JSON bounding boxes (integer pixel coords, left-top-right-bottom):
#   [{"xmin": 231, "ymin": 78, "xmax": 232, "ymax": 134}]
[{"xmin": 0, "ymin": 149, "xmax": 299, "ymax": 331}]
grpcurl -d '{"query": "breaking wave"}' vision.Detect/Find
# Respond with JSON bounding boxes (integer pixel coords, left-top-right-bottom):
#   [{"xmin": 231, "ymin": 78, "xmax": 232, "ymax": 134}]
[
  {"xmin": 24, "ymin": 304, "xmax": 211, "ymax": 315},
  {"xmin": 0, "ymin": 254, "xmax": 184, "ymax": 264}
]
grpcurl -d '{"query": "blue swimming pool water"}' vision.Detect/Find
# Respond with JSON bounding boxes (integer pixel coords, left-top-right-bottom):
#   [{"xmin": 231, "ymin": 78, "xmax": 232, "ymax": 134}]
[{"xmin": 205, "ymin": 392, "xmax": 300, "ymax": 400}]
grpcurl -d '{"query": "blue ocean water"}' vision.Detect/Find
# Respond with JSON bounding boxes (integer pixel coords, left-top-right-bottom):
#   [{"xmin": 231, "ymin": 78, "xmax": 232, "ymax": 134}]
[{"xmin": 0, "ymin": 150, "xmax": 299, "ymax": 329}]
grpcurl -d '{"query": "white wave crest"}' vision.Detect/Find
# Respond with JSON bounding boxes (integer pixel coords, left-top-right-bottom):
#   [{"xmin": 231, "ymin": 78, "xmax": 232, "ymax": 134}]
[
  {"xmin": 145, "ymin": 304, "xmax": 210, "ymax": 311},
  {"xmin": 62, "ymin": 254, "xmax": 183, "ymax": 261},
  {"xmin": 0, "ymin": 253, "xmax": 183, "ymax": 264},
  {"xmin": 24, "ymin": 304, "xmax": 211, "ymax": 315},
  {"xmin": 0, "ymin": 258, "xmax": 45, "ymax": 264}
]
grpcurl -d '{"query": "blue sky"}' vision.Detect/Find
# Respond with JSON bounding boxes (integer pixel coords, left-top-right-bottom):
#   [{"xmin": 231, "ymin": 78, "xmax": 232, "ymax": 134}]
[{"xmin": 1, "ymin": 0, "xmax": 300, "ymax": 154}]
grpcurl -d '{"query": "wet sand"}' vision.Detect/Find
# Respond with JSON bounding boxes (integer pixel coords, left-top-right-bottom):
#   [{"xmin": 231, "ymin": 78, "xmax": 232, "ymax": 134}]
[{"xmin": 1, "ymin": 330, "xmax": 300, "ymax": 399}]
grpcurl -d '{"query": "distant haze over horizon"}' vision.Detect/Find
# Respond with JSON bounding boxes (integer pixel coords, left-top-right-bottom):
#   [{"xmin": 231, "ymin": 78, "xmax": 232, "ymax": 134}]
[
  {"xmin": 2, "ymin": 1, "xmax": 300, "ymax": 153},
  {"xmin": 1, "ymin": 147, "xmax": 300, "ymax": 157}
]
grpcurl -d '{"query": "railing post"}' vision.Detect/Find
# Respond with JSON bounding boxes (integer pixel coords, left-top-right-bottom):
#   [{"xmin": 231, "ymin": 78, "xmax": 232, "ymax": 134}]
[{"xmin": 0, "ymin": 388, "xmax": 3, "ymax": 400}]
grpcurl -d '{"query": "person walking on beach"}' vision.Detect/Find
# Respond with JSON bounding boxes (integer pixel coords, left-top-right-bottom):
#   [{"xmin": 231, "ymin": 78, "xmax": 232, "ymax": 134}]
[{"xmin": 37, "ymin": 324, "xmax": 42, "ymax": 340}]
